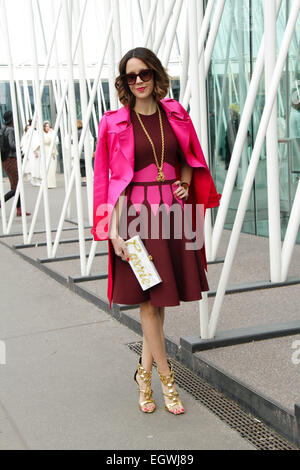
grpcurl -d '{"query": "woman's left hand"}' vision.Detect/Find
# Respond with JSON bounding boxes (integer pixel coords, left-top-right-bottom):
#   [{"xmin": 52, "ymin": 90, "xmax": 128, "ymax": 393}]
[{"xmin": 173, "ymin": 180, "xmax": 189, "ymax": 200}]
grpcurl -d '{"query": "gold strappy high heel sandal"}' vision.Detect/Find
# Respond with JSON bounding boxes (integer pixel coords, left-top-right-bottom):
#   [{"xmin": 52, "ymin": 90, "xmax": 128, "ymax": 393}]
[
  {"xmin": 134, "ymin": 357, "xmax": 156, "ymax": 413},
  {"xmin": 158, "ymin": 360, "xmax": 185, "ymax": 415}
]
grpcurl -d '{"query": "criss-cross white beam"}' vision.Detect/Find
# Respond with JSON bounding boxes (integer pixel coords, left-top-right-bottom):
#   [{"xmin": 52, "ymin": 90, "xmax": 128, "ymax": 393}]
[
  {"xmin": 153, "ymin": 0, "xmax": 176, "ymax": 54},
  {"xmin": 0, "ymin": 0, "xmax": 29, "ymax": 240},
  {"xmin": 211, "ymin": 0, "xmax": 283, "ymax": 261},
  {"xmin": 62, "ymin": 0, "xmax": 87, "ymax": 274},
  {"xmin": 53, "ymin": 11, "xmax": 113, "ymax": 263},
  {"xmin": 182, "ymin": 0, "xmax": 226, "ymax": 110},
  {"xmin": 1, "ymin": 0, "xmax": 64, "ymax": 239},
  {"xmin": 281, "ymin": 180, "xmax": 300, "ymax": 280},
  {"xmin": 209, "ymin": 0, "xmax": 300, "ymax": 339},
  {"xmin": 28, "ymin": 0, "xmax": 53, "ymax": 256},
  {"xmin": 26, "ymin": 0, "xmax": 88, "ymax": 244},
  {"xmin": 264, "ymin": 0, "xmax": 281, "ymax": 282}
]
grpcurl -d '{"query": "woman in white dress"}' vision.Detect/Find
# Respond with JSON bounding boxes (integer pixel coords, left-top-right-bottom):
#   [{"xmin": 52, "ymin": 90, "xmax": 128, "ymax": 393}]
[
  {"xmin": 29, "ymin": 126, "xmax": 42, "ymax": 186},
  {"xmin": 43, "ymin": 121, "xmax": 59, "ymax": 188}
]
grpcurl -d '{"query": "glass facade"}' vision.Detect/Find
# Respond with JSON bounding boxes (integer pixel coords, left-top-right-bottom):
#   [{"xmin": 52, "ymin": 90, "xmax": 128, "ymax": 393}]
[{"xmin": 206, "ymin": 0, "xmax": 300, "ymax": 243}]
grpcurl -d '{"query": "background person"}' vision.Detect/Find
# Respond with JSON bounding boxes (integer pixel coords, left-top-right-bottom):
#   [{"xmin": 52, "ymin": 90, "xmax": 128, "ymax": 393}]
[
  {"xmin": 225, "ymin": 103, "xmax": 240, "ymax": 171},
  {"xmin": 0, "ymin": 110, "xmax": 30, "ymax": 216},
  {"xmin": 43, "ymin": 120, "xmax": 59, "ymax": 188},
  {"xmin": 290, "ymin": 91, "xmax": 300, "ymax": 177},
  {"xmin": 77, "ymin": 119, "xmax": 86, "ymax": 186}
]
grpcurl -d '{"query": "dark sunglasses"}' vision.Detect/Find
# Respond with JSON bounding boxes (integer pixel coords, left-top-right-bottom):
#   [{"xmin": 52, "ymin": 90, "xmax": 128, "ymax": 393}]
[{"xmin": 123, "ymin": 68, "xmax": 154, "ymax": 86}]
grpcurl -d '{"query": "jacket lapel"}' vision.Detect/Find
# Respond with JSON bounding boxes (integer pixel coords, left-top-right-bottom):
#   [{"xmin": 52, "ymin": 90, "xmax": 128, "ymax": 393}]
[
  {"xmin": 112, "ymin": 105, "xmax": 135, "ymax": 170},
  {"xmin": 117, "ymin": 125, "xmax": 135, "ymax": 170}
]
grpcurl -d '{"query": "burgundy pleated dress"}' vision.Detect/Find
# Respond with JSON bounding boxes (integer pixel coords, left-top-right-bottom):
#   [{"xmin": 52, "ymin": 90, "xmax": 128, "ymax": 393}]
[{"xmin": 111, "ymin": 103, "xmax": 209, "ymax": 307}]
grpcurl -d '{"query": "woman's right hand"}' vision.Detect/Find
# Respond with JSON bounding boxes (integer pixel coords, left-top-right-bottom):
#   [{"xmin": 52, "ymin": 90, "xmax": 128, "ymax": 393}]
[{"xmin": 111, "ymin": 235, "xmax": 130, "ymax": 262}]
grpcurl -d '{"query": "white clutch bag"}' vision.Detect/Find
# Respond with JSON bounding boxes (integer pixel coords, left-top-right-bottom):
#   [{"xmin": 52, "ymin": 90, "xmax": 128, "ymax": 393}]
[{"xmin": 124, "ymin": 235, "xmax": 162, "ymax": 291}]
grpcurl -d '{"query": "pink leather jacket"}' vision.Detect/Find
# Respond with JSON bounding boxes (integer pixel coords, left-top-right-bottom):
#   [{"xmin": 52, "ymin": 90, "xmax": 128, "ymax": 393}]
[{"xmin": 91, "ymin": 97, "xmax": 221, "ymax": 308}]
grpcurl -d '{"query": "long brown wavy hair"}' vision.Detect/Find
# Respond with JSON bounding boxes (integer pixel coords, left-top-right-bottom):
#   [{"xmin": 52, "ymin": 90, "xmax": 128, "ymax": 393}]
[{"xmin": 115, "ymin": 47, "xmax": 170, "ymax": 109}]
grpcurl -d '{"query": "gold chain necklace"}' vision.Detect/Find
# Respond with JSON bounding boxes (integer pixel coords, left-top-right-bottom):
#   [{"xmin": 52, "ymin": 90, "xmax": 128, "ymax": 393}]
[{"xmin": 134, "ymin": 104, "xmax": 165, "ymax": 182}]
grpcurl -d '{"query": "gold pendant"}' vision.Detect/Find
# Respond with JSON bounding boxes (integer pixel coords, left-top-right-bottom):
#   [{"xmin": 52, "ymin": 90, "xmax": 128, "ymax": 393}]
[{"xmin": 156, "ymin": 169, "xmax": 165, "ymax": 182}]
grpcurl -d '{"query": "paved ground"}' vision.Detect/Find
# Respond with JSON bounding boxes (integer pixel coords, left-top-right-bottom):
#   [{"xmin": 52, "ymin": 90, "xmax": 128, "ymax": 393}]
[{"xmin": 0, "ymin": 242, "xmax": 254, "ymax": 450}]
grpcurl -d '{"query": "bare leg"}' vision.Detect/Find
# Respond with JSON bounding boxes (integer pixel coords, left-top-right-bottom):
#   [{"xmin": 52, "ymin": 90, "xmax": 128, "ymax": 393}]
[
  {"xmin": 137, "ymin": 303, "xmax": 161, "ymax": 413},
  {"xmin": 138, "ymin": 301, "xmax": 184, "ymax": 414},
  {"xmin": 141, "ymin": 306, "xmax": 164, "ymax": 370}
]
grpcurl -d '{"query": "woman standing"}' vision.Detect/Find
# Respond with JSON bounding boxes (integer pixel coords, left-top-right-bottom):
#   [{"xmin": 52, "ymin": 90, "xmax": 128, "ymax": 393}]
[
  {"xmin": 43, "ymin": 121, "xmax": 58, "ymax": 188},
  {"xmin": 92, "ymin": 48, "xmax": 221, "ymax": 415},
  {"xmin": 30, "ymin": 125, "xmax": 42, "ymax": 187},
  {"xmin": 0, "ymin": 111, "xmax": 31, "ymax": 216}
]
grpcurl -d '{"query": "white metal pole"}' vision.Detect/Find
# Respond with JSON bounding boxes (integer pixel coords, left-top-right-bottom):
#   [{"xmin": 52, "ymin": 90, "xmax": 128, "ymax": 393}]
[
  {"xmin": 143, "ymin": 0, "xmax": 151, "ymax": 46},
  {"xmin": 112, "ymin": 0, "xmax": 122, "ymax": 70},
  {"xmin": 199, "ymin": 0, "xmax": 215, "ymax": 67},
  {"xmin": 50, "ymin": 3, "xmax": 71, "ymax": 218},
  {"xmin": 236, "ymin": 0, "xmax": 248, "ymax": 187},
  {"xmin": 281, "ymin": 180, "xmax": 300, "ymax": 280},
  {"xmin": 75, "ymin": 0, "xmax": 93, "ymax": 226},
  {"xmin": 198, "ymin": 0, "xmax": 210, "ymax": 176},
  {"xmin": 86, "ymin": 239, "xmax": 97, "ymax": 276},
  {"xmin": 127, "ymin": 0, "xmax": 134, "ymax": 48},
  {"xmin": 137, "ymin": 0, "xmax": 144, "ymax": 34},
  {"xmin": 204, "ymin": 0, "xmax": 227, "ymax": 76},
  {"xmin": 162, "ymin": 0, "xmax": 184, "ymax": 68},
  {"xmin": 53, "ymin": 12, "xmax": 113, "ymax": 259},
  {"xmin": 188, "ymin": 0, "xmax": 201, "ymax": 135},
  {"xmin": 182, "ymin": 0, "xmax": 225, "ymax": 109},
  {"xmin": 134, "ymin": 0, "xmax": 144, "ymax": 44},
  {"xmin": 198, "ymin": 0, "xmax": 210, "ymax": 339},
  {"xmin": 179, "ymin": 7, "xmax": 189, "ymax": 103},
  {"xmin": 28, "ymin": 0, "xmax": 52, "ymax": 255},
  {"xmin": 23, "ymin": 78, "xmax": 32, "ymax": 122},
  {"xmin": 62, "ymin": 1, "xmax": 86, "ymax": 275},
  {"xmin": 15, "ymin": 80, "xmax": 26, "ymax": 131},
  {"xmin": 264, "ymin": 0, "xmax": 282, "ymax": 282},
  {"xmin": 142, "ymin": 0, "xmax": 158, "ymax": 48},
  {"xmin": 208, "ymin": 0, "xmax": 300, "ymax": 339},
  {"xmin": 153, "ymin": 0, "xmax": 176, "ymax": 54},
  {"xmin": 104, "ymin": 0, "xmax": 117, "ymax": 110},
  {"xmin": 213, "ymin": 5, "xmax": 234, "ymax": 169}
]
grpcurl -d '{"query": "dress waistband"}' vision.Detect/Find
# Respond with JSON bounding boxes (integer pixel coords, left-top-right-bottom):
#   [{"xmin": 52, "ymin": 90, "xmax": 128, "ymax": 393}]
[{"xmin": 128, "ymin": 178, "xmax": 177, "ymax": 186}]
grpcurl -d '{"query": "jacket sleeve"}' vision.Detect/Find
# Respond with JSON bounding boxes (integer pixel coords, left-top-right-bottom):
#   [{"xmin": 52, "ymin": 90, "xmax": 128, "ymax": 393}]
[{"xmin": 91, "ymin": 114, "xmax": 110, "ymax": 241}]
